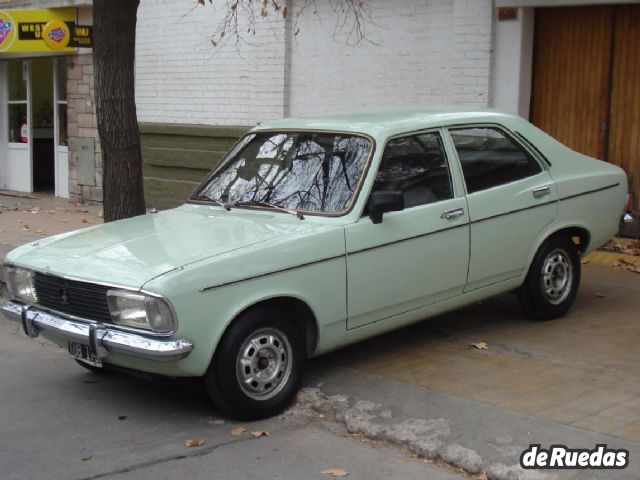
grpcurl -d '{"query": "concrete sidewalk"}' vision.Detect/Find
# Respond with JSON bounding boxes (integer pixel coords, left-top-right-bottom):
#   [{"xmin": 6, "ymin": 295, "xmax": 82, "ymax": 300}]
[{"xmin": 0, "ymin": 192, "xmax": 102, "ymax": 260}]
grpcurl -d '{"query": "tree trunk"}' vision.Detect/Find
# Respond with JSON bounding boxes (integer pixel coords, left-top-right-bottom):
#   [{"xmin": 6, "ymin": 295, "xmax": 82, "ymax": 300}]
[{"xmin": 93, "ymin": 0, "xmax": 146, "ymax": 222}]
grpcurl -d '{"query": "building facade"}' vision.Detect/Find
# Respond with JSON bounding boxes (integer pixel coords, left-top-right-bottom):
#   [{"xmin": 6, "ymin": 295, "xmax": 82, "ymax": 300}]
[
  {"xmin": 0, "ymin": 1, "xmax": 101, "ymax": 204},
  {"xmin": 1, "ymin": 0, "xmax": 639, "ymax": 209}
]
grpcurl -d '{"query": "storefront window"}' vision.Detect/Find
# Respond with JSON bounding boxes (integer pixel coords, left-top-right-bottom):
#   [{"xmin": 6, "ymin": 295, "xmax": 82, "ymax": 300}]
[
  {"xmin": 56, "ymin": 57, "xmax": 67, "ymax": 99},
  {"xmin": 8, "ymin": 60, "xmax": 27, "ymax": 101},
  {"xmin": 57, "ymin": 103, "xmax": 68, "ymax": 146},
  {"xmin": 9, "ymin": 104, "xmax": 28, "ymax": 143},
  {"xmin": 8, "ymin": 60, "xmax": 28, "ymax": 144}
]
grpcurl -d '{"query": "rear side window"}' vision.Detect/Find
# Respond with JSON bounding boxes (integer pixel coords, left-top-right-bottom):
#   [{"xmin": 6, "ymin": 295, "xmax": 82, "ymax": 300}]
[
  {"xmin": 372, "ymin": 132, "xmax": 453, "ymax": 208},
  {"xmin": 449, "ymin": 127, "xmax": 542, "ymax": 194}
]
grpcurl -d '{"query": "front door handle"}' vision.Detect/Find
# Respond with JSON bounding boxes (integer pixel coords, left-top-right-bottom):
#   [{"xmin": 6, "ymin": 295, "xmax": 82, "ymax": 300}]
[
  {"xmin": 441, "ymin": 207, "xmax": 465, "ymax": 220},
  {"xmin": 533, "ymin": 186, "xmax": 551, "ymax": 198}
]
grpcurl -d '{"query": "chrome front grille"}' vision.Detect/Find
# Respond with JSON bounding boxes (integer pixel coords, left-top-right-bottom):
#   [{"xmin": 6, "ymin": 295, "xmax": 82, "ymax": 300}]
[{"xmin": 33, "ymin": 273, "xmax": 112, "ymax": 323}]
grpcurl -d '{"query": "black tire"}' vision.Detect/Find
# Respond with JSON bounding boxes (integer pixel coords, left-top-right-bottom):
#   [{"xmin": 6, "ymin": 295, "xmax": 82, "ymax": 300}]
[
  {"xmin": 74, "ymin": 359, "xmax": 109, "ymax": 374},
  {"xmin": 519, "ymin": 235, "xmax": 581, "ymax": 320},
  {"xmin": 204, "ymin": 306, "xmax": 306, "ymax": 420}
]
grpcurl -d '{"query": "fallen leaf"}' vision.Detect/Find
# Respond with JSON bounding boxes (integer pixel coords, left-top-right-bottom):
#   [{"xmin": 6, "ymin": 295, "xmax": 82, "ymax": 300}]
[
  {"xmin": 48, "ymin": 210, "xmax": 56, "ymax": 214},
  {"xmin": 81, "ymin": 456, "xmax": 93, "ymax": 461},
  {"xmin": 31, "ymin": 206, "xmax": 40, "ymax": 213},
  {"xmin": 470, "ymin": 342, "xmax": 488, "ymax": 350},
  {"xmin": 614, "ymin": 258, "xmax": 640, "ymax": 274},
  {"xmin": 595, "ymin": 293, "xmax": 606, "ymax": 298},
  {"xmin": 602, "ymin": 239, "xmax": 640, "ymax": 256},
  {"xmin": 251, "ymin": 431, "xmax": 269, "ymax": 438},
  {"xmin": 230, "ymin": 426, "xmax": 247, "ymax": 436},
  {"xmin": 81, "ymin": 218, "xmax": 91, "ymax": 224},
  {"xmin": 321, "ymin": 469, "xmax": 348, "ymax": 477},
  {"xmin": 17, "ymin": 219, "xmax": 23, "ymax": 223},
  {"xmin": 22, "ymin": 224, "xmax": 31, "ymax": 232},
  {"xmin": 184, "ymin": 439, "xmax": 205, "ymax": 447}
]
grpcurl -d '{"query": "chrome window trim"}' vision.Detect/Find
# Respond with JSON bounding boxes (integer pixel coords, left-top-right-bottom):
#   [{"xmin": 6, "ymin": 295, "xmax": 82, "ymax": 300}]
[
  {"xmin": 445, "ymin": 123, "xmax": 548, "ymax": 196},
  {"xmin": 187, "ymin": 129, "xmax": 377, "ymax": 218},
  {"xmin": 369, "ymin": 128, "xmax": 456, "ymax": 210}
]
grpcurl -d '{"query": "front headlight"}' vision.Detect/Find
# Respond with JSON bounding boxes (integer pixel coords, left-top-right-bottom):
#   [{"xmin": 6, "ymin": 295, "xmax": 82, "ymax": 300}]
[
  {"xmin": 4, "ymin": 266, "xmax": 37, "ymax": 303},
  {"xmin": 106, "ymin": 289, "xmax": 176, "ymax": 334}
]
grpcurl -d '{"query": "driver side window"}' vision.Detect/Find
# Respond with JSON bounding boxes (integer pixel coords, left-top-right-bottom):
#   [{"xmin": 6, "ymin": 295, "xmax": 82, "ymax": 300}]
[{"xmin": 372, "ymin": 132, "xmax": 453, "ymax": 208}]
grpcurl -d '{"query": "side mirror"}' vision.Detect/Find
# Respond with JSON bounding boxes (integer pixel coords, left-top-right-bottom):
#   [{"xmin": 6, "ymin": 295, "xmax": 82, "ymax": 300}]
[{"xmin": 368, "ymin": 191, "xmax": 404, "ymax": 224}]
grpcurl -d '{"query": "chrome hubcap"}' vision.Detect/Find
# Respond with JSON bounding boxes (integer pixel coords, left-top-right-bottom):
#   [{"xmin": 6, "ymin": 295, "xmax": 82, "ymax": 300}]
[
  {"xmin": 541, "ymin": 248, "xmax": 573, "ymax": 305},
  {"xmin": 236, "ymin": 328, "xmax": 292, "ymax": 401}
]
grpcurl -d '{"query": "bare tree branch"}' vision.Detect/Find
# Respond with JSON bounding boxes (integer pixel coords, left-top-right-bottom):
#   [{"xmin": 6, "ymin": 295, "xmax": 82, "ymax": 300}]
[{"xmin": 197, "ymin": 0, "xmax": 374, "ymax": 50}]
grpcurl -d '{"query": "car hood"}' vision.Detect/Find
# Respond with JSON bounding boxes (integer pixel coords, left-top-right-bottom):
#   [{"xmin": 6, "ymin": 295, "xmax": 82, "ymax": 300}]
[{"xmin": 6, "ymin": 204, "xmax": 335, "ymax": 289}]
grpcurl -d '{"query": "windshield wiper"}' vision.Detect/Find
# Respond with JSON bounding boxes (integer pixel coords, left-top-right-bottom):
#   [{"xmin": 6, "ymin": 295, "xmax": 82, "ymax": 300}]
[
  {"xmin": 193, "ymin": 195, "xmax": 231, "ymax": 211},
  {"xmin": 233, "ymin": 200, "xmax": 304, "ymax": 220}
]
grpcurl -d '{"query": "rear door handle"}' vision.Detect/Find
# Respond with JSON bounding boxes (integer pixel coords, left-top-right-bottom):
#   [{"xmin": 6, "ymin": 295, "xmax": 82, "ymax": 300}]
[
  {"xmin": 440, "ymin": 207, "xmax": 465, "ymax": 220},
  {"xmin": 532, "ymin": 186, "xmax": 551, "ymax": 198}
]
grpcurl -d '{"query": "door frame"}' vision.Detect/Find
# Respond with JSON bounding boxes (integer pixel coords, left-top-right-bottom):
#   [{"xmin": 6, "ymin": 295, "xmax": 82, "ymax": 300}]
[
  {"xmin": 3, "ymin": 58, "xmax": 33, "ymax": 193},
  {"xmin": 53, "ymin": 57, "xmax": 69, "ymax": 198}
]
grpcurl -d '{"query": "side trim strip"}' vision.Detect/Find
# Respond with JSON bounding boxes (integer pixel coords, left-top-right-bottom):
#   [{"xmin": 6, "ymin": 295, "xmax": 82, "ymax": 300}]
[
  {"xmin": 199, "ymin": 254, "xmax": 346, "ymax": 292},
  {"xmin": 558, "ymin": 182, "xmax": 620, "ymax": 202},
  {"xmin": 199, "ymin": 183, "xmax": 620, "ymax": 292},
  {"xmin": 469, "ymin": 182, "xmax": 620, "ymax": 225},
  {"xmin": 347, "ymin": 223, "xmax": 469, "ymax": 256},
  {"xmin": 471, "ymin": 199, "xmax": 556, "ymax": 225}
]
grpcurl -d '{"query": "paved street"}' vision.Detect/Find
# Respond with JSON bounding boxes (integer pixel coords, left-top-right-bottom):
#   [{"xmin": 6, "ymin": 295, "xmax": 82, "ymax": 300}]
[{"xmin": 1, "ymin": 193, "xmax": 640, "ymax": 479}]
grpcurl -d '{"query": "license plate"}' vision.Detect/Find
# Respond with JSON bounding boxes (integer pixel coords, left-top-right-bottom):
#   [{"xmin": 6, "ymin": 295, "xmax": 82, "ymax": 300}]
[{"xmin": 68, "ymin": 341, "xmax": 102, "ymax": 368}]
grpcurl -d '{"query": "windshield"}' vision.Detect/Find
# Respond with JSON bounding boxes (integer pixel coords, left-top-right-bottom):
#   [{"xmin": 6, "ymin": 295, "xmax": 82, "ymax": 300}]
[{"xmin": 191, "ymin": 131, "xmax": 373, "ymax": 215}]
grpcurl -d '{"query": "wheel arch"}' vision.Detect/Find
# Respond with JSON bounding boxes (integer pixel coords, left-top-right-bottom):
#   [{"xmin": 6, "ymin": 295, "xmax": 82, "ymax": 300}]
[
  {"xmin": 547, "ymin": 225, "xmax": 591, "ymax": 254},
  {"xmin": 525, "ymin": 224, "xmax": 591, "ymax": 276},
  {"xmin": 528, "ymin": 224, "xmax": 591, "ymax": 265},
  {"xmin": 217, "ymin": 295, "xmax": 319, "ymax": 360}
]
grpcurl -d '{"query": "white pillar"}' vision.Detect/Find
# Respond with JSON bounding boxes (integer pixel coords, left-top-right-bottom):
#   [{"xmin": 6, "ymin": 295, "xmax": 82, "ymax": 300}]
[
  {"xmin": 490, "ymin": 7, "xmax": 534, "ymax": 118},
  {"xmin": 0, "ymin": 61, "xmax": 8, "ymax": 190}
]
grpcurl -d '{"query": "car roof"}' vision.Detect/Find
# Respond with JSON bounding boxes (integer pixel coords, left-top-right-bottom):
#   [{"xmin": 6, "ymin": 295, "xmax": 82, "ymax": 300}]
[{"xmin": 253, "ymin": 108, "xmax": 519, "ymax": 138}]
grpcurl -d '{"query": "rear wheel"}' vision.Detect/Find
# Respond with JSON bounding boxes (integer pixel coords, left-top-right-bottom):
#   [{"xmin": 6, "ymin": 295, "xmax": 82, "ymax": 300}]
[
  {"xmin": 204, "ymin": 306, "xmax": 305, "ymax": 420},
  {"xmin": 519, "ymin": 236, "xmax": 581, "ymax": 320}
]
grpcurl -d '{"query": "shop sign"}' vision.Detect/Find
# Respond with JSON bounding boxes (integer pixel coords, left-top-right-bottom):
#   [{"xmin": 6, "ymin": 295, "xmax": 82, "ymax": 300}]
[{"xmin": 0, "ymin": 8, "xmax": 92, "ymax": 53}]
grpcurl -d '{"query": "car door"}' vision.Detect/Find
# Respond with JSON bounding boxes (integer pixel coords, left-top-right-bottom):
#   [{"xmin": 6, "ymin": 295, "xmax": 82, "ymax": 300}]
[
  {"xmin": 345, "ymin": 130, "xmax": 470, "ymax": 330},
  {"xmin": 446, "ymin": 126, "xmax": 558, "ymax": 292}
]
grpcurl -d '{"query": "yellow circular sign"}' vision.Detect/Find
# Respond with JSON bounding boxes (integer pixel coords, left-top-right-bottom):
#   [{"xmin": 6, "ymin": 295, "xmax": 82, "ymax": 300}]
[
  {"xmin": 43, "ymin": 19, "xmax": 71, "ymax": 50},
  {"xmin": 0, "ymin": 10, "xmax": 17, "ymax": 52}
]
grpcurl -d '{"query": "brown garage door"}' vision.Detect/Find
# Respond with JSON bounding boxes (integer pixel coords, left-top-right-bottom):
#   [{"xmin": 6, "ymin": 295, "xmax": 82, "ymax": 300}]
[{"xmin": 531, "ymin": 5, "xmax": 640, "ymax": 210}]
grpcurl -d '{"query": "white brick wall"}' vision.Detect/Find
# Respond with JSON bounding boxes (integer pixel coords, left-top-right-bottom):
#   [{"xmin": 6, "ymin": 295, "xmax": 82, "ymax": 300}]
[
  {"xmin": 135, "ymin": 0, "xmax": 286, "ymax": 126},
  {"xmin": 135, "ymin": 0, "xmax": 493, "ymax": 125},
  {"xmin": 288, "ymin": 0, "xmax": 493, "ymax": 117}
]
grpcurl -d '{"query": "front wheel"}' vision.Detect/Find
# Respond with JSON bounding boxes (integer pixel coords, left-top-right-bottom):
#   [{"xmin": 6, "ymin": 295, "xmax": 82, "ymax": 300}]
[
  {"xmin": 519, "ymin": 236, "xmax": 581, "ymax": 320},
  {"xmin": 204, "ymin": 306, "xmax": 306, "ymax": 420}
]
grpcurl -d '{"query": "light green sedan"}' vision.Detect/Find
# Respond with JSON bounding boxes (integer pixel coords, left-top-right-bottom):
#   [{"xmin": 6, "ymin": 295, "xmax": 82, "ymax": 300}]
[{"xmin": 1, "ymin": 109, "xmax": 629, "ymax": 419}]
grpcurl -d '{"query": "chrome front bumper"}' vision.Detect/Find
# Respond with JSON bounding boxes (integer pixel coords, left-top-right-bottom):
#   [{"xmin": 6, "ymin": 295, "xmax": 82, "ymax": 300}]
[{"xmin": 0, "ymin": 301, "xmax": 193, "ymax": 362}]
